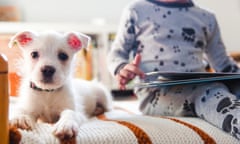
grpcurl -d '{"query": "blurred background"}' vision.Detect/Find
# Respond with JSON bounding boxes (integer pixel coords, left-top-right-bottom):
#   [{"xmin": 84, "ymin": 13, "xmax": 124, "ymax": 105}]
[
  {"xmin": 0, "ymin": 0, "xmax": 240, "ymax": 95},
  {"xmin": 0, "ymin": 0, "xmax": 239, "ymax": 51}
]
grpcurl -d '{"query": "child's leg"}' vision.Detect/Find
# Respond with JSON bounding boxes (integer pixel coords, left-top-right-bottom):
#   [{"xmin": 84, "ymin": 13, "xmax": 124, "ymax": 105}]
[
  {"xmin": 135, "ymin": 84, "xmax": 198, "ymax": 116},
  {"xmin": 194, "ymin": 82, "xmax": 240, "ymax": 139}
]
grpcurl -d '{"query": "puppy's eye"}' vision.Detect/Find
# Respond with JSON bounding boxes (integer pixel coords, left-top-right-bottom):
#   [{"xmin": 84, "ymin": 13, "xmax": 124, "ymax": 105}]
[
  {"xmin": 31, "ymin": 51, "xmax": 39, "ymax": 59},
  {"xmin": 58, "ymin": 52, "xmax": 68, "ymax": 61}
]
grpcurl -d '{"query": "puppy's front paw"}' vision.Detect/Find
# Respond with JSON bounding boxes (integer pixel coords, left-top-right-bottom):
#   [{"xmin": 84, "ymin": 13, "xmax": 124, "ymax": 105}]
[
  {"xmin": 53, "ymin": 119, "xmax": 79, "ymax": 140},
  {"xmin": 10, "ymin": 115, "xmax": 35, "ymax": 130},
  {"xmin": 52, "ymin": 110, "xmax": 86, "ymax": 140}
]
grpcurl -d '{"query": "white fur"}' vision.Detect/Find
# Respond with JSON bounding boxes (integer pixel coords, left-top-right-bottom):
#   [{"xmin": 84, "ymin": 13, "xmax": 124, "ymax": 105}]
[{"xmin": 9, "ymin": 31, "xmax": 113, "ymax": 139}]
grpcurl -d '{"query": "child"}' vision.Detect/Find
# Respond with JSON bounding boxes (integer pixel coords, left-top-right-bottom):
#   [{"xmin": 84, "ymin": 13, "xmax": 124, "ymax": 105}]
[{"xmin": 107, "ymin": 0, "xmax": 240, "ymax": 139}]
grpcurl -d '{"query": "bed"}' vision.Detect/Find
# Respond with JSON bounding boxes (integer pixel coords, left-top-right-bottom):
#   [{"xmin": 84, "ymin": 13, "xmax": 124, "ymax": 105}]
[{"xmin": 1, "ymin": 54, "xmax": 239, "ymax": 144}]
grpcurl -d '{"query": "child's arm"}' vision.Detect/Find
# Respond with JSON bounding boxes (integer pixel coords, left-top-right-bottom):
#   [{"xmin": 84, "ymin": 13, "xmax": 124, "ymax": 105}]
[
  {"xmin": 107, "ymin": 5, "xmax": 139, "ymax": 78},
  {"xmin": 204, "ymin": 15, "xmax": 240, "ymax": 73}
]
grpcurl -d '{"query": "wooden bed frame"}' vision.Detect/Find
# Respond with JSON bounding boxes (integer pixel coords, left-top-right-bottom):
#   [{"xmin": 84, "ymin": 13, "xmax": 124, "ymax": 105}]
[{"xmin": 0, "ymin": 54, "xmax": 9, "ymax": 144}]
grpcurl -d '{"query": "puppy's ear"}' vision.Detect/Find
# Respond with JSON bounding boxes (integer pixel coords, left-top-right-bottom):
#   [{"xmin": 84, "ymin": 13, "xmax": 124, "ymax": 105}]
[
  {"xmin": 66, "ymin": 32, "xmax": 90, "ymax": 52},
  {"xmin": 8, "ymin": 31, "xmax": 36, "ymax": 48}
]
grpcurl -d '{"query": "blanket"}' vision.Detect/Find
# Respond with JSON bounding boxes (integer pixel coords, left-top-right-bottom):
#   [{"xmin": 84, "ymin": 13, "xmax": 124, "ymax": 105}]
[{"xmin": 9, "ymin": 107, "xmax": 239, "ymax": 144}]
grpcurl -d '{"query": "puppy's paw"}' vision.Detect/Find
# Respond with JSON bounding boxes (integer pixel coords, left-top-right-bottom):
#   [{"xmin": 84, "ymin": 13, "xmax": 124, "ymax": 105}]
[
  {"xmin": 10, "ymin": 115, "xmax": 35, "ymax": 130},
  {"xmin": 53, "ymin": 119, "xmax": 79, "ymax": 140},
  {"xmin": 52, "ymin": 110, "xmax": 86, "ymax": 140}
]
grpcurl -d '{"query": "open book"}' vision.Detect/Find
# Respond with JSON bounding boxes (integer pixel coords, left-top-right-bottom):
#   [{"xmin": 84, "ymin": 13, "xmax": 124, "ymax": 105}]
[{"xmin": 135, "ymin": 71, "xmax": 240, "ymax": 88}]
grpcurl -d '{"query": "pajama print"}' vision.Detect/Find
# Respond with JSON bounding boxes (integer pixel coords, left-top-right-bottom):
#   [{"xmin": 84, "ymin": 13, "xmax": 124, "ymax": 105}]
[
  {"xmin": 135, "ymin": 81, "xmax": 240, "ymax": 139},
  {"xmin": 107, "ymin": 0, "xmax": 240, "ymax": 139}
]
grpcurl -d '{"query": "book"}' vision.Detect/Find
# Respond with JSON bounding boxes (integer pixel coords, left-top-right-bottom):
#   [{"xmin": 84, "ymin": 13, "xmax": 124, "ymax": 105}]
[{"xmin": 134, "ymin": 71, "xmax": 240, "ymax": 88}]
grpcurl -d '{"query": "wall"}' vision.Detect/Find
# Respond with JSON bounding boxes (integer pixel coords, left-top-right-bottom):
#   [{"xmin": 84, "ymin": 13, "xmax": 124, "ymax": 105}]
[
  {"xmin": 0, "ymin": 0, "xmax": 240, "ymax": 52},
  {"xmin": 194, "ymin": 0, "xmax": 240, "ymax": 52},
  {"xmin": 0, "ymin": 0, "xmax": 130, "ymax": 23}
]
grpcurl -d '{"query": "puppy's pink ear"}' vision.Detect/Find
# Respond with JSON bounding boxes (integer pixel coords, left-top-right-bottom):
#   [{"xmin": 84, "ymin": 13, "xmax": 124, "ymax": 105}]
[
  {"xmin": 8, "ymin": 31, "xmax": 35, "ymax": 48},
  {"xmin": 66, "ymin": 32, "xmax": 90, "ymax": 51}
]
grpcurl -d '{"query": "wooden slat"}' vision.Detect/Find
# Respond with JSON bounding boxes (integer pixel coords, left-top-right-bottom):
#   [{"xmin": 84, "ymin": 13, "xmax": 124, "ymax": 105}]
[{"xmin": 0, "ymin": 54, "xmax": 9, "ymax": 144}]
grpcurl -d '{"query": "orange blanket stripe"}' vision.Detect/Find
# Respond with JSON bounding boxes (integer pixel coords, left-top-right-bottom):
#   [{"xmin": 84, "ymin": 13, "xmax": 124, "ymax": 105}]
[{"xmin": 97, "ymin": 114, "xmax": 152, "ymax": 144}]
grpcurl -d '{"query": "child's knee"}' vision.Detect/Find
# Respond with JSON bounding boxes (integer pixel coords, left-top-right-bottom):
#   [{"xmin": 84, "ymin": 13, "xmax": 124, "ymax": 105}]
[{"xmin": 194, "ymin": 82, "xmax": 235, "ymax": 116}]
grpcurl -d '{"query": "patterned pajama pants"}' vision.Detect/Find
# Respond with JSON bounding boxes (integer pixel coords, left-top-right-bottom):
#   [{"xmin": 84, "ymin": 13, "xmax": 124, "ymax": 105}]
[{"xmin": 135, "ymin": 81, "xmax": 240, "ymax": 140}]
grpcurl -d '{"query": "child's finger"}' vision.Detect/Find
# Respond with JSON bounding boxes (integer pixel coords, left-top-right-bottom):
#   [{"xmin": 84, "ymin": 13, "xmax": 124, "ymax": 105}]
[
  {"xmin": 116, "ymin": 76, "xmax": 126, "ymax": 90},
  {"xmin": 131, "ymin": 54, "xmax": 145, "ymax": 78},
  {"xmin": 116, "ymin": 74, "xmax": 127, "ymax": 85},
  {"xmin": 124, "ymin": 64, "xmax": 145, "ymax": 78},
  {"xmin": 119, "ymin": 68, "xmax": 132, "ymax": 79},
  {"xmin": 132, "ymin": 53, "xmax": 141, "ymax": 66}
]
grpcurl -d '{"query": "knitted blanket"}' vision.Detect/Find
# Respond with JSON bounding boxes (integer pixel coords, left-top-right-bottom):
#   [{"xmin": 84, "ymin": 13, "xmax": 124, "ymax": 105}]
[{"xmin": 9, "ymin": 108, "xmax": 238, "ymax": 144}]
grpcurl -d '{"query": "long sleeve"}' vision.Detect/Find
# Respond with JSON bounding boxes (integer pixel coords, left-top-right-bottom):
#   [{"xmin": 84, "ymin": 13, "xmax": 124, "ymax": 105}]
[
  {"xmin": 108, "ymin": 0, "xmax": 240, "ymax": 76},
  {"xmin": 204, "ymin": 16, "xmax": 240, "ymax": 73},
  {"xmin": 107, "ymin": 5, "xmax": 138, "ymax": 76}
]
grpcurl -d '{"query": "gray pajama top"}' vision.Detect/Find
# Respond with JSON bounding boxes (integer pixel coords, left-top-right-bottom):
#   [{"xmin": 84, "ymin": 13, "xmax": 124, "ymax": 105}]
[{"xmin": 107, "ymin": 0, "xmax": 239, "ymax": 76}]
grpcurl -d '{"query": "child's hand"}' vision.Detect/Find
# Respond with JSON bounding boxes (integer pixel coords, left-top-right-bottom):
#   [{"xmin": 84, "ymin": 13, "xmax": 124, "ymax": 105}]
[{"xmin": 116, "ymin": 54, "xmax": 145, "ymax": 90}]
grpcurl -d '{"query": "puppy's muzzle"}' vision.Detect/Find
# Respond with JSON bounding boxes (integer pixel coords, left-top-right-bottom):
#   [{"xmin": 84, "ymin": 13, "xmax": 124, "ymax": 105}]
[{"xmin": 41, "ymin": 65, "xmax": 56, "ymax": 83}]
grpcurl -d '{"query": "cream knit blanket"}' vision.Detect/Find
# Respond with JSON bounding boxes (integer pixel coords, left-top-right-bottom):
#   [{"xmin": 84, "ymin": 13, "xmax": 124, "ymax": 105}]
[{"xmin": 9, "ymin": 108, "xmax": 239, "ymax": 144}]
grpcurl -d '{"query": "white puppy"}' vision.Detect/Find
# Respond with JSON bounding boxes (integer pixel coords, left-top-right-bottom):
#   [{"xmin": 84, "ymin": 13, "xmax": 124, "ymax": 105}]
[{"xmin": 9, "ymin": 31, "xmax": 112, "ymax": 140}]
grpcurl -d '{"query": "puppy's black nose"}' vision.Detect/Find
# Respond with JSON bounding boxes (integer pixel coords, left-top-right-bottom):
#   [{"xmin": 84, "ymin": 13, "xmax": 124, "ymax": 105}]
[{"xmin": 41, "ymin": 65, "xmax": 56, "ymax": 78}]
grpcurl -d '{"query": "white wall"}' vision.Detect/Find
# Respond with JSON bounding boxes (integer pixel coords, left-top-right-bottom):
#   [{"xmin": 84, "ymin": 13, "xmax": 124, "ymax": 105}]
[
  {"xmin": 0, "ymin": 0, "xmax": 130, "ymax": 23},
  {"xmin": 194, "ymin": 0, "xmax": 240, "ymax": 52},
  {"xmin": 1, "ymin": 0, "xmax": 240, "ymax": 51}
]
